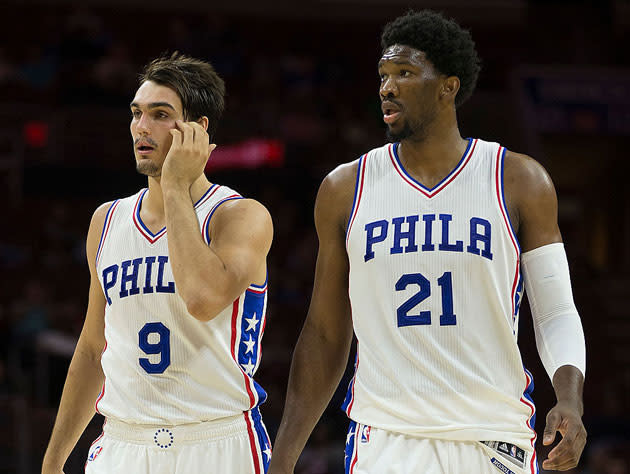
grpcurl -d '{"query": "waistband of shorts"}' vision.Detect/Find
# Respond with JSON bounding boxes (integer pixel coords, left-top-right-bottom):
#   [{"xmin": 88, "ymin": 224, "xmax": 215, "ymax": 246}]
[{"xmin": 103, "ymin": 413, "xmax": 248, "ymax": 445}]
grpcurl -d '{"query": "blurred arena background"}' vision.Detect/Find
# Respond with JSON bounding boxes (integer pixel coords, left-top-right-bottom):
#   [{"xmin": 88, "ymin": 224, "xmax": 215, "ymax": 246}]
[{"xmin": 0, "ymin": 0, "xmax": 629, "ymax": 472}]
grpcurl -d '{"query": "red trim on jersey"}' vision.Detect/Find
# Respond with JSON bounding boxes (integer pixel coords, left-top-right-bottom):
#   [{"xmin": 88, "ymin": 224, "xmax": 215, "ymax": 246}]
[
  {"xmin": 194, "ymin": 184, "xmax": 221, "ymax": 209},
  {"xmin": 345, "ymin": 156, "xmax": 367, "ymax": 247},
  {"xmin": 346, "ymin": 344, "xmax": 359, "ymax": 415},
  {"xmin": 349, "ymin": 423, "xmax": 359, "ymax": 474},
  {"xmin": 389, "ymin": 139, "xmax": 478, "ymax": 198},
  {"xmin": 494, "ymin": 146, "xmax": 521, "ymax": 318},
  {"xmin": 96, "ymin": 200, "xmax": 120, "ymax": 267},
  {"xmin": 247, "ymin": 284, "xmax": 267, "ymax": 294},
  {"xmin": 132, "ymin": 190, "xmax": 166, "ymax": 244},
  {"xmin": 230, "ymin": 299, "xmax": 239, "ymax": 360},
  {"xmin": 231, "ymin": 298, "xmax": 257, "ymax": 408},
  {"xmin": 94, "ymin": 319, "xmax": 108, "ymax": 413},
  {"xmin": 520, "ymin": 371, "xmax": 538, "ymax": 474},
  {"xmin": 244, "ymin": 412, "xmax": 263, "ymax": 474},
  {"xmin": 202, "ymin": 194, "xmax": 243, "ymax": 245}
]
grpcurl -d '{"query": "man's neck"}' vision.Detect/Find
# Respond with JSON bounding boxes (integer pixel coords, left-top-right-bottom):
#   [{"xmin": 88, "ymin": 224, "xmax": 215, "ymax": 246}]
[
  {"xmin": 397, "ymin": 123, "xmax": 469, "ymax": 188},
  {"xmin": 143, "ymin": 174, "xmax": 213, "ymax": 219}
]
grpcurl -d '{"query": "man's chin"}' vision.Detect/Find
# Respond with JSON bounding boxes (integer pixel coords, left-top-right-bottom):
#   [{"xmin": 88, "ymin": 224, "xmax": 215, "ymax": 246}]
[
  {"xmin": 136, "ymin": 161, "xmax": 161, "ymax": 177},
  {"xmin": 386, "ymin": 124, "xmax": 413, "ymax": 142}
]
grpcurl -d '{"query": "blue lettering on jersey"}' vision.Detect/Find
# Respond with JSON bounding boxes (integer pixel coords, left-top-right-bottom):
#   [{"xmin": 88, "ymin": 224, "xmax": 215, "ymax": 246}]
[
  {"xmin": 390, "ymin": 215, "xmax": 419, "ymax": 255},
  {"xmin": 363, "ymin": 214, "xmax": 493, "ymax": 262},
  {"xmin": 119, "ymin": 258, "xmax": 143, "ymax": 298},
  {"xmin": 143, "ymin": 256, "xmax": 156, "ymax": 294},
  {"xmin": 156, "ymin": 256, "xmax": 175, "ymax": 293},
  {"xmin": 421, "ymin": 214, "xmax": 435, "ymax": 251},
  {"xmin": 102, "ymin": 265, "xmax": 118, "ymax": 305},
  {"xmin": 102, "ymin": 255, "xmax": 176, "ymax": 305},
  {"xmin": 438, "ymin": 214, "xmax": 464, "ymax": 252},
  {"xmin": 364, "ymin": 220, "xmax": 388, "ymax": 262},
  {"xmin": 467, "ymin": 217, "xmax": 494, "ymax": 260}
]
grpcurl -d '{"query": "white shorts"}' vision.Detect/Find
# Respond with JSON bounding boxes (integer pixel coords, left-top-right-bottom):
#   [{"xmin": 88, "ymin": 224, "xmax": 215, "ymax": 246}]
[
  {"xmin": 344, "ymin": 421, "xmax": 538, "ymax": 474},
  {"xmin": 85, "ymin": 408, "xmax": 271, "ymax": 474}
]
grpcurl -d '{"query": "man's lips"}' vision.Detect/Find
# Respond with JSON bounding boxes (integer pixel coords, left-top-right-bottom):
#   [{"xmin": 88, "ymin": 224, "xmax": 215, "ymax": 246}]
[
  {"xmin": 383, "ymin": 112, "xmax": 401, "ymax": 124},
  {"xmin": 136, "ymin": 147, "xmax": 154, "ymax": 155},
  {"xmin": 135, "ymin": 139, "xmax": 156, "ymax": 155},
  {"xmin": 381, "ymin": 101, "xmax": 402, "ymax": 124}
]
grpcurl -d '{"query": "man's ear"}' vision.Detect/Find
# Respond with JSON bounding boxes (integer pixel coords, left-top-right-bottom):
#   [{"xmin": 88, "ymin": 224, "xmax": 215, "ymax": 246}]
[
  {"xmin": 440, "ymin": 76, "xmax": 460, "ymax": 102},
  {"xmin": 197, "ymin": 116, "xmax": 209, "ymax": 131}
]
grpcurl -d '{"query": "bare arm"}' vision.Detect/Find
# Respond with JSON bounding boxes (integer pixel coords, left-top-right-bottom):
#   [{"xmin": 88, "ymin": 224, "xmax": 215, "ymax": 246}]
[
  {"xmin": 504, "ymin": 151, "xmax": 586, "ymax": 471},
  {"xmin": 164, "ymin": 189, "xmax": 272, "ymax": 321},
  {"xmin": 161, "ymin": 121, "xmax": 273, "ymax": 321},
  {"xmin": 268, "ymin": 162, "xmax": 358, "ymax": 474},
  {"xmin": 42, "ymin": 203, "xmax": 110, "ymax": 473}
]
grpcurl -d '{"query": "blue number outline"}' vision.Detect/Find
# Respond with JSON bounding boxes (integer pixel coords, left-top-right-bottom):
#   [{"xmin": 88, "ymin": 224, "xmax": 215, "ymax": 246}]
[
  {"xmin": 395, "ymin": 273, "xmax": 432, "ymax": 326},
  {"xmin": 396, "ymin": 272, "xmax": 456, "ymax": 327},
  {"xmin": 138, "ymin": 322, "xmax": 171, "ymax": 374}
]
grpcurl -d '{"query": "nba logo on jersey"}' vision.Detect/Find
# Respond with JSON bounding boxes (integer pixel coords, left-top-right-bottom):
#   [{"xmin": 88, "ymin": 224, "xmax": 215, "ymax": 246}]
[
  {"xmin": 88, "ymin": 445, "xmax": 103, "ymax": 461},
  {"xmin": 360, "ymin": 425, "xmax": 371, "ymax": 443}
]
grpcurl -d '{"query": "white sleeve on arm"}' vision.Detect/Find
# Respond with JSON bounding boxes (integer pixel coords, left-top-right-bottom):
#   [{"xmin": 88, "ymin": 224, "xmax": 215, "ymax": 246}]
[{"xmin": 521, "ymin": 242, "xmax": 586, "ymax": 381}]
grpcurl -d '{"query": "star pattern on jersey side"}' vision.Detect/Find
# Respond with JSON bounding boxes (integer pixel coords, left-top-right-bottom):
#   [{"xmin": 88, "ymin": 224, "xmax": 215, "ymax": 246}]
[
  {"xmin": 515, "ymin": 281, "xmax": 524, "ymax": 310},
  {"xmin": 263, "ymin": 444, "xmax": 272, "ymax": 461},
  {"xmin": 242, "ymin": 334, "xmax": 256, "ymax": 354},
  {"xmin": 344, "ymin": 427, "xmax": 354, "ymax": 465},
  {"xmin": 244, "ymin": 314, "xmax": 259, "ymax": 332},
  {"xmin": 241, "ymin": 358, "xmax": 255, "ymax": 375}
]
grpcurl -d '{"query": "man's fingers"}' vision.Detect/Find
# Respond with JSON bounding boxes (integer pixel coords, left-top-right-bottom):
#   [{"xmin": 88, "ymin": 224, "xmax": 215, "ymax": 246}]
[
  {"xmin": 169, "ymin": 128, "xmax": 182, "ymax": 147},
  {"xmin": 543, "ymin": 411, "xmax": 561, "ymax": 445},
  {"xmin": 189, "ymin": 121, "xmax": 209, "ymax": 148},
  {"xmin": 177, "ymin": 120, "xmax": 194, "ymax": 147},
  {"xmin": 542, "ymin": 422, "xmax": 586, "ymax": 470}
]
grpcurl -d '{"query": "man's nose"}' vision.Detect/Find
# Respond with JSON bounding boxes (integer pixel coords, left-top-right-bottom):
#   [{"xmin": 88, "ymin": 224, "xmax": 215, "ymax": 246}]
[{"xmin": 380, "ymin": 77, "xmax": 398, "ymax": 99}]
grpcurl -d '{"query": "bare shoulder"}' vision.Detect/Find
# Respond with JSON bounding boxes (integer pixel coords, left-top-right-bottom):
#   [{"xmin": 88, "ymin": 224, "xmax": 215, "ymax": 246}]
[
  {"xmin": 86, "ymin": 201, "xmax": 115, "ymax": 266},
  {"xmin": 503, "ymin": 150, "xmax": 556, "ymax": 200},
  {"xmin": 316, "ymin": 159, "xmax": 361, "ymax": 232},
  {"xmin": 503, "ymin": 150, "xmax": 561, "ymax": 250},
  {"xmin": 210, "ymin": 198, "xmax": 273, "ymax": 246},
  {"xmin": 91, "ymin": 201, "xmax": 115, "ymax": 226},
  {"xmin": 212, "ymin": 198, "xmax": 272, "ymax": 227}
]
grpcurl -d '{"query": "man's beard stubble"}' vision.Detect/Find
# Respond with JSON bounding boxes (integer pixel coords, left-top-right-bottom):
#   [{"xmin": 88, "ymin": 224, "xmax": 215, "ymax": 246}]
[
  {"xmin": 386, "ymin": 121, "xmax": 414, "ymax": 142},
  {"xmin": 136, "ymin": 160, "xmax": 161, "ymax": 177},
  {"xmin": 386, "ymin": 102, "xmax": 438, "ymax": 143}
]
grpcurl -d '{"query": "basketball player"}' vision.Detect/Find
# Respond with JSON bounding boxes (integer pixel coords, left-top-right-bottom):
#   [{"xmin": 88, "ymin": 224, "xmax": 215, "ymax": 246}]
[
  {"xmin": 42, "ymin": 53, "xmax": 273, "ymax": 474},
  {"xmin": 269, "ymin": 10, "xmax": 586, "ymax": 474}
]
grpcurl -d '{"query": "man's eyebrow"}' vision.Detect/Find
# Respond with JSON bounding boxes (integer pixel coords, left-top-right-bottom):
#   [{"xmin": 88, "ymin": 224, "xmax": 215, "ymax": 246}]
[
  {"xmin": 378, "ymin": 57, "xmax": 415, "ymax": 67},
  {"xmin": 130, "ymin": 101, "xmax": 177, "ymax": 111}
]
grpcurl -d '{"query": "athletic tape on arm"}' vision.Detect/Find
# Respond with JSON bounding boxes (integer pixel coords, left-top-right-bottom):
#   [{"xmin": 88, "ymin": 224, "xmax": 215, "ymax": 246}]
[{"xmin": 521, "ymin": 242, "xmax": 586, "ymax": 380}]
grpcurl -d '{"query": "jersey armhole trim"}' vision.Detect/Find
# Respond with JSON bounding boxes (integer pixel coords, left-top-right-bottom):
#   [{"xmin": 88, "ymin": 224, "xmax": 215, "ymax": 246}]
[
  {"xmin": 194, "ymin": 183, "xmax": 220, "ymax": 208},
  {"xmin": 202, "ymin": 195, "xmax": 243, "ymax": 245},
  {"xmin": 345, "ymin": 154, "xmax": 368, "ymax": 248},
  {"xmin": 496, "ymin": 146, "xmax": 521, "ymax": 254},
  {"xmin": 495, "ymin": 146, "xmax": 523, "ymax": 324},
  {"xmin": 95, "ymin": 199, "xmax": 121, "ymax": 268}
]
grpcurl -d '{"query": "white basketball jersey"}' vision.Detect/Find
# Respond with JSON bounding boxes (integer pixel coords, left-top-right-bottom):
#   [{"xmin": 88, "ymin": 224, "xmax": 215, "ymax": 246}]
[
  {"xmin": 94, "ymin": 184, "xmax": 268, "ymax": 425},
  {"xmin": 344, "ymin": 138, "xmax": 537, "ymax": 450}
]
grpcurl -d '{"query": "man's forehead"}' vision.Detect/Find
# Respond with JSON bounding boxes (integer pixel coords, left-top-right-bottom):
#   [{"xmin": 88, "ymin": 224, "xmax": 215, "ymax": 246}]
[
  {"xmin": 379, "ymin": 44, "xmax": 427, "ymax": 67},
  {"xmin": 132, "ymin": 81, "xmax": 182, "ymax": 110}
]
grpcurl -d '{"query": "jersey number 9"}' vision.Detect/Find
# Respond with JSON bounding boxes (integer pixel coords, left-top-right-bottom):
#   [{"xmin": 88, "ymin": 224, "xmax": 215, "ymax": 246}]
[{"xmin": 138, "ymin": 322, "xmax": 171, "ymax": 374}]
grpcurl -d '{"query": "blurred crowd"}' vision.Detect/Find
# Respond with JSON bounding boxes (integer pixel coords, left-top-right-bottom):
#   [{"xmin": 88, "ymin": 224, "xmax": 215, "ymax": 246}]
[{"xmin": 1, "ymin": 3, "xmax": 629, "ymax": 473}]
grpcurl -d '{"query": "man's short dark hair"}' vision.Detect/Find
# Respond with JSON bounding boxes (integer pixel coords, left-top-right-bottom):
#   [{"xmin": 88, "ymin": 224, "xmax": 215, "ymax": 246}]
[
  {"xmin": 381, "ymin": 10, "xmax": 481, "ymax": 108},
  {"xmin": 140, "ymin": 52, "xmax": 226, "ymax": 140}
]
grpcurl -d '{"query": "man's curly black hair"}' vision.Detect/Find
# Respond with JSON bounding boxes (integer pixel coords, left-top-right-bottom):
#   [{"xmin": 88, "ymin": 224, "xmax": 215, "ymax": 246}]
[{"xmin": 381, "ymin": 10, "xmax": 481, "ymax": 108}]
